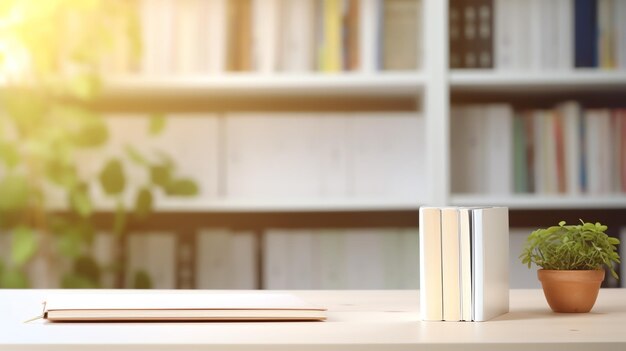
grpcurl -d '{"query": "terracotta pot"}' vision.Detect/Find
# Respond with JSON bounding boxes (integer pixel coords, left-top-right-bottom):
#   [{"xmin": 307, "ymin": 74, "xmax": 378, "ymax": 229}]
[{"xmin": 537, "ymin": 269, "xmax": 605, "ymax": 313}]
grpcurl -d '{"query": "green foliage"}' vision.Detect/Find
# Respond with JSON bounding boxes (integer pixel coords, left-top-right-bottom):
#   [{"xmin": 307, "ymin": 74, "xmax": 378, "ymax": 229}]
[
  {"xmin": 11, "ymin": 227, "xmax": 37, "ymax": 267},
  {"xmin": 0, "ymin": 267, "xmax": 29, "ymax": 288},
  {"xmin": 149, "ymin": 113, "xmax": 166, "ymax": 136},
  {"xmin": 0, "ymin": 0, "xmax": 199, "ymax": 288},
  {"xmin": 0, "ymin": 175, "xmax": 29, "ymax": 211},
  {"xmin": 166, "ymin": 179, "xmax": 199, "ymax": 197},
  {"xmin": 133, "ymin": 270, "xmax": 152, "ymax": 289},
  {"xmin": 520, "ymin": 220, "xmax": 621, "ymax": 279},
  {"xmin": 134, "ymin": 187, "xmax": 153, "ymax": 219},
  {"xmin": 99, "ymin": 159, "xmax": 126, "ymax": 195}
]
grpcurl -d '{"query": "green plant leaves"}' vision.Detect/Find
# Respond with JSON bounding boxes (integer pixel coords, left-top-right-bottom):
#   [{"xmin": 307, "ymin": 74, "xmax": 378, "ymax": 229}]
[
  {"xmin": 150, "ymin": 164, "xmax": 172, "ymax": 188},
  {"xmin": 124, "ymin": 145, "xmax": 149, "ymax": 166},
  {"xmin": 99, "ymin": 158, "xmax": 126, "ymax": 195},
  {"xmin": 149, "ymin": 113, "xmax": 166, "ymax": 136},
  {"xmin": 133, "ymin": 270, "xmax": 152, "ymax": 289},
  {"xmin": 0, "ymin": 142, "xmax": 18, "ymax": 168},
  {"xmin": 165, "ymin": 178, "xmax": 199, "ymax": 196},
  {"xmin": 0, "ymin": 268, "xmax": 29, "ymax": 288},
  {"xmin": 11, "ymin": 227, "xmax": 37, "ymax": 267},
  {"xmin": 134, "ymin": 187, "xmax": 153, "ymax": 219},
  {"xmin": 519, "ymin": 220, "xmax": 621, "ymax": 279},
  {"xmin": 0, "ymin": 175, "xmax": 29, "ymax": 211}
]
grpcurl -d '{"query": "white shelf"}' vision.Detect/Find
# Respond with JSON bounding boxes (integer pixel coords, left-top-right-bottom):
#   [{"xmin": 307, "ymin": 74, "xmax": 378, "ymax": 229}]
[
  {"xmin": 153, "ymin": 199, "xmax": 421, "ymax": 212},
  {"xmin": 73, "ymin": 198, "xmax": 421, "ymax": 213},
  {"xmin": 450, "ymin": 70, "xmax": 626, "ymax": 92},
  {"xmin": 104, "ymin": 73, "xmax": 426, "ymax": 98},
  {"xmin": 450, "ymin": 194, "xmax": 626, "ymax": 210}
]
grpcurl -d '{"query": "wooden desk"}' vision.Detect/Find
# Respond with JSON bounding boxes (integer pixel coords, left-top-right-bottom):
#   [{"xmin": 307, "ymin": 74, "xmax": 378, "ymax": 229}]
[{"xmin": 1, "ymin": 289, "xmax": 625, "ymax": 350}]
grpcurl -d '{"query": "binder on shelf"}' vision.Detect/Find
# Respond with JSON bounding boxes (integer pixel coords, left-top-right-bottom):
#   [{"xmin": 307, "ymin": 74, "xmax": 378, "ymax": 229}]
[{"xmin": 419, "ymin": 206, "xmax": 509, "ymax": 322}]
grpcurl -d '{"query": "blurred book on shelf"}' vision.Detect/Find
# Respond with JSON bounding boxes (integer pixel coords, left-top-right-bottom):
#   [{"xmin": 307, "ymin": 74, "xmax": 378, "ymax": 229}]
[
  {"xmin": 451, "ymin": 102, "xmax": 626, "ymax": 195},
  {"xmin": 263, "ymin": 228, "xmax": 419, "ymax": 289},
  {"xmin": 101, "ymin": 0, "xmax": 423, "ymax": 76},
  {"xmin": 450, "ymin": 0, "xmax": 626, "ymax": 71}
]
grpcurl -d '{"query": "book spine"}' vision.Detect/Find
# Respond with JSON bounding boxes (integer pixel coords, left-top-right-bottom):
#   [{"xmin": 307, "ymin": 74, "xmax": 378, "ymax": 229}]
[
  {"xmin": 574, "ymin": 0, "xmax": 598, "ymax": 68},
  {"xmin": 419, "ymin": 207, "xmax": 443, "ymax": 321},
  {"xmin": 513, "ymin": 112, "xmax": 528, "ymax": 193},
  {"xmin": 449, "ymin": 0, "xmax": 464, "ymax": 68},
  {"xmin": 441, "ymin": 208, "xmax": 461, "ymax": 321}
]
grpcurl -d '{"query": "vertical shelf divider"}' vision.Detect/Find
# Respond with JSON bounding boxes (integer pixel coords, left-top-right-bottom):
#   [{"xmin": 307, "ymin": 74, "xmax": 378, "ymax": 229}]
[{"xmin": 423, "ymin": 0, "xmax": 450, "ymax": 206}]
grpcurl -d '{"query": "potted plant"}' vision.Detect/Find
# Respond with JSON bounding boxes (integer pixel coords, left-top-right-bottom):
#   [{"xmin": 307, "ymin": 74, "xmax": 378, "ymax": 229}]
[{"xmin": 520, "ymin": 220, "xmax": 621, "ymax": 313}]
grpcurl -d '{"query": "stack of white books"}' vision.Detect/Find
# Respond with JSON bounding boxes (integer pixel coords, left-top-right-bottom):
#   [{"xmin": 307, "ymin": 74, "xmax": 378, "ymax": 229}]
[{"xmin": 419, "ymin": 207, "xmax": 509, "ymax": 322}]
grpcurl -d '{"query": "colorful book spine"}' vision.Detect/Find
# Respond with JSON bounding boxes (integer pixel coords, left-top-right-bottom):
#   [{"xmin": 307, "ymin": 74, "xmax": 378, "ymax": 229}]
[{"xmin": 574, "ymin": 0, "xmax": 598, "ymax": 67}]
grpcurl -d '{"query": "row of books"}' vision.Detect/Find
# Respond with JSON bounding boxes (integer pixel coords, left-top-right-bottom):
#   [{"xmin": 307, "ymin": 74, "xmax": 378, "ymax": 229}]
[
  {"xmin": 419, "ymin": 207, "xmax": 509, "ymax": 322},
  {"xmin": 450, "ymin": 0, "xmax": 626, "ymax": 70},
  {"xmin": 263, "ymin": 228, "xmax": 419, "ymax": 289},
  {"xmin": 67, "ymin": 113, "xmax": 425, "ymax": 208},
  {"xmin": 125, "ymin": 228, "xmax": 419, "ymax": 289},
  {"xmin": 5, "ymin": 226, "xmax": 619, "ymax": 289},
  {"xmin": 451, "ymin": 102, "xmax": 626, "ymax": 195},
  {"xmin": 104, "ymin": 0, "xmax": 422, "ymax": 75}
]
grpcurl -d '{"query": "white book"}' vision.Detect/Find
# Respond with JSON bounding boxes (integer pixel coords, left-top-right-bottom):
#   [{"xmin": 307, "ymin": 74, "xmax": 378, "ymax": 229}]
[
  {"xmin": 451, "ymin": 106, "xmax": 486, "ymax": 193},
  {"xmin": 155, "ymin": 0, "xmax": 174, "ymax": 74},
  {"xmin": 558, "ymin": 102, "xmax": 582, "ymax": 194},
  {"xmin": 229, "ymin": 231, "xmax": 258, "ymax": 289},
  {"xmin": 140, "ymin": 0, "xmax": 158, "ymax": 74},
  {"xmin": 528, "ymin": 0, "xmax": 543, "ymax": 71},
  {"xmin": 612, "ymin": 112, "xmax": 622, "ymax": 192},
  {"xmin": 286, "ymin": 230, "xmax": 314, "ymax": 289},
  {"xmin": 196, "ymin": 229, "xmax": 231, "ymax": 288},
  {"xmin": 441, "ymin": 208, "xmax": 461, "ymax": 321},
  {"xmin": 279, "ymin": 0, "xmax": 315, "ymax": 71},
  {"xmin": 585, "ymin": 110, "xmax": 612, "ymax": 194},
  {"xmin": 359, "ymin": 0, "xmax": 380, "ymax": 72},
  {"xmin": 542, "ymin": 0, "xmax": 559, "ymax": 70},
  {"xmin": 174, "ymin": 0, "xmax": 202, "ymax": 74},
  {"xmin": 556, "ymin": 0, "xmax": 574, "ymax": 70},
  {"xmin": 596, "ymin": 110, "xmax": 613, "ymax": 193},
  {"xmin": 484, "ymin": 104, "xmax": 514, "ymax": 194},
  {"xmin": 458, "ymin": 208, "xmax": 473, "ymax": 321},
  {"xmin": 349, "ymin": 113, "xmax": 426, "ymax": 201},
  {"xmin": 205, "ymin": 0, "xmax": 227, "ymax": 74},
  {"xmin": 382, "ymin": 230, "xmax": 403, "ymax": 289},
  {"xmin": 313, "ymin": 230, "xmax": 346, "ymax": 289},
  {"xmin": 344, "ymin": 229, "xmax": 386, "ymax": 289},
  {"xmin": 252, "ymin": 0, "xmax": 279, "ymax": 73},
  {"xmin": 617, "ymin": 0, "xmax": 626, "ymax": 69},
  {"xmin": 494, "ymin": 0, "xmax": 513, "ymax": 70},
  {"xmin": 263, "ymin": 229, "xmax": 289, "ymax": 289},
  {"xmin": 471, "ymin": 207, "xmax": 509, "ymax": 322},
  {"xmin": 400, "ymin": 229, "xmax": 420, "ymax": 289},
  {"xmin": 419, "ymin": 207, "xmax": 443, "ymax": 321},
  {"xmin": 126, "ymin": 232, "xmax": 176, "ymax": 289},
  {"xmin": 318, "ymin": 115, "xmax": 350, "ymax": 198},
  {"xmin": 92, "ymin": 232, "xmax": 116, "ymax": 288},
  {"xmin": 533, "ymin": 110, "xmax": 546, "ymax": 194},
  {"xmin": 511, "ymin": 0, "xmax": 530, "ymax": 70},
  {"xmin": 543, "ymin": 111, "xmax": 558, "ymax": 194},
  {"xmin": 225, "ymin": 113, "xmax": 325, "ymax": 199}
]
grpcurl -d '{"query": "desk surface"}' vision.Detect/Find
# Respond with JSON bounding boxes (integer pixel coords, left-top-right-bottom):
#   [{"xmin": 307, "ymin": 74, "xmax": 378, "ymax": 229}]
[{"xmin": 1, "ymin": 289, "xmax": 625, "ymax": 351}]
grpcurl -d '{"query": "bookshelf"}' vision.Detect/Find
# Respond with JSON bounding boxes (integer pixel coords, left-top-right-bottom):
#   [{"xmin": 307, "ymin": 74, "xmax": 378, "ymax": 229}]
[
  {"xmin": 8, "ymin": 0, "xmax": 624, "ymax": 290},
  {"xmin": 88, "ymin": 0, "xmax": 626, "ymax": 292}
]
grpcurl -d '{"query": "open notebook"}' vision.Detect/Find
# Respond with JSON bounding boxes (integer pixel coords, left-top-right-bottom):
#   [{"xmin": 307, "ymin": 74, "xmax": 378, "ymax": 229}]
[{"xmin": 39, "ymin": 293, "xmax": 327, "ymax": 322}]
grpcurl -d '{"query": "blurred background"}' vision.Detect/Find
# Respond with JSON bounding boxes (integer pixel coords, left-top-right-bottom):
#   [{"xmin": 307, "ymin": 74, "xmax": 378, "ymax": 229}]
[{"xmin": 0, "ymin": 0, "xmax": 624, "ymax": 290}]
